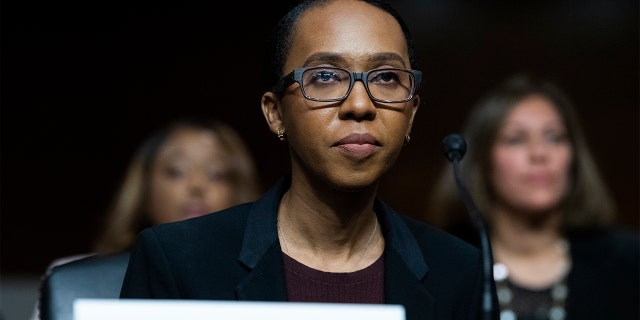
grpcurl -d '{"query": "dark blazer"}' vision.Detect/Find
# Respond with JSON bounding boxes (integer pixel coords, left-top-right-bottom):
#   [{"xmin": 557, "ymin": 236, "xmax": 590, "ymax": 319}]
[
  {"xmin": 121, "ymin": 177, "xmax": 496, "ymax": 320},
  {"xmin": 564, "ymin": 228, "xmax": 639, "ymax": 320}
]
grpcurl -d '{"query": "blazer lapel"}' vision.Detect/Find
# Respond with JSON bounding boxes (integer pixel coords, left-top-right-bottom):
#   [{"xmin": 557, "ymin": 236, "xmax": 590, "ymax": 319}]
[
  {"xmin": 236, "ymin": 177, "xmax": 288, "ymax": 301},
  {"xmin": 385, "ymin": 249, "xmax": 435, "ymax": 320},
  {"xmin": 236, "ymin": 243, "xmax": 288, "ymax": 301}
]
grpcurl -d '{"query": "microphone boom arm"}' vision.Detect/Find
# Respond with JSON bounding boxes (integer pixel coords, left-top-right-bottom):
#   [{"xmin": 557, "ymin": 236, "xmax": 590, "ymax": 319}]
[{"xmin": 443, "ymin": 134, "xmax": 496, "ymax": 320}]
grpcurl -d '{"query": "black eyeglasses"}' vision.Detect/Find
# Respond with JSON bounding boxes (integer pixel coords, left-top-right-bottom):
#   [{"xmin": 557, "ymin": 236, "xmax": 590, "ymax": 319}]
[{"xmin": 276, "ymin": 66, "xmax": 422, "ymax": 103}]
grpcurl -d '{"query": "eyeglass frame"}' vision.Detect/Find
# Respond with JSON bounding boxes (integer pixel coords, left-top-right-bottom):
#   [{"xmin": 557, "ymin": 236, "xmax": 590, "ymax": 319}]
[{"xmin": 275, "ymin": 66, "xmax": 422, "ymax": 103}]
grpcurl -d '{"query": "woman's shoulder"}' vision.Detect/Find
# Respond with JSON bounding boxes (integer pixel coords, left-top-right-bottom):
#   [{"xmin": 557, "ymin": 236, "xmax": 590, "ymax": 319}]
[
  {"xmin": 375, "ymin": 197, "xmax": 479, "ymax": 253},
  {"xmin": 569, "ymin": 226, "xmax": 639, "ymax": 263},
  {"xmin": 148, "ymin": 202, "xmax": 254, "ymax": 239},
  {"xmin": 569, "ymin": 226, "xmax": 638, "ymax": 245},
  {"xmin": 398, "ymin": 214, "xmax": 481, "ymax": 259}
]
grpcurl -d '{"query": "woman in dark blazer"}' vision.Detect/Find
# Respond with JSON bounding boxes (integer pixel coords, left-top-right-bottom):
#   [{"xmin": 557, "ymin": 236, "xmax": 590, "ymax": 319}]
[
  {"xmin": 121, "ymin": 1, "xmax": 497, "ymax": 320},
  {"xmin": 121, "ymin": 175, "xmax": 488, "ymax": 320}
]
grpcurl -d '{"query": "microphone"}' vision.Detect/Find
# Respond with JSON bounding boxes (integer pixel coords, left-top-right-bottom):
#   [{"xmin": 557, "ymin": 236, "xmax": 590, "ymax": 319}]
[
  {"xmin": 442, "ymin": 133, "xmax": 467, "ymax": 162},
  {"xmin": 442, "ymin": 133, "xmax": 496, "ymax": 320}
]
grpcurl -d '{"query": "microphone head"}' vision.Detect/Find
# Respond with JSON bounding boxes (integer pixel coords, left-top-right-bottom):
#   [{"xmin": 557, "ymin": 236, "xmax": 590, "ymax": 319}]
[{"xmin": 443, "ymin": 133, "xmax": 467, "ymax": 162}]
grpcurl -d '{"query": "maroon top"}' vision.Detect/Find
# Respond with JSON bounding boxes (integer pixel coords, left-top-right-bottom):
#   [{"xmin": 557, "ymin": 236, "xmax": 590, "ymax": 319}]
[{"xmin": 282, "ymin": 253, "xmax": 385, "ymax": 303}]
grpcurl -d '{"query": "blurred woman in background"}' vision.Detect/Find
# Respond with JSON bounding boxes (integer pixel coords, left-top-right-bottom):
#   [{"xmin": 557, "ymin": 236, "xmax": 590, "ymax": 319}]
[
  {"xmin": 33, "ymin": 116, "xmax": 261, "ymax": 320},
  {"xmin": 428, "ymin": 74, "xmax": 639, "ymax": 320},
  {"xmin": 94, "ymin": 117, "xmax": 261, "ymax": 253}
]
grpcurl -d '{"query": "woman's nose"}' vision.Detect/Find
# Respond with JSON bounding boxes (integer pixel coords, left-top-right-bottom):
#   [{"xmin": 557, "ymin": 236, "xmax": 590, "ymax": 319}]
[{"xmin": 338, "ymin": 81, "xmax": 377, "ymax": 120}]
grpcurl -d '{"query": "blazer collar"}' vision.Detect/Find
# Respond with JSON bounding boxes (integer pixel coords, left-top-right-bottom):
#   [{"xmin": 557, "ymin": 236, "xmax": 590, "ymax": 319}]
[
  {"xmin": 239, "ymin": 176, "xmax": 428, "ymax": 276},
  {"xmin": 237, "ymin": 175, "xmax": 432, "ymax": 317}
]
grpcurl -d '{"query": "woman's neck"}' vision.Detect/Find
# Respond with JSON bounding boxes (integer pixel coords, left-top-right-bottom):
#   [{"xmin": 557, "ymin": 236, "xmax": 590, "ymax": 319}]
[{"xmin": 277, "ymin": 177, "xmax": 383, "ymax": 272}]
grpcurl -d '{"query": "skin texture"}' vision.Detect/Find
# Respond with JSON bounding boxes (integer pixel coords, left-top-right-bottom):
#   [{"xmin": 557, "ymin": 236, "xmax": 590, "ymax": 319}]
[
  {"xmin": 261, "ymin": 0, "xmax": 419, "ymax": 272},
  {"xmin": 147, "ymin": 127, "xmax": 237, "ymax": 224},
  {"xmin": 490, "ymin": 94, "xmax": 573, "ymax": 287}
]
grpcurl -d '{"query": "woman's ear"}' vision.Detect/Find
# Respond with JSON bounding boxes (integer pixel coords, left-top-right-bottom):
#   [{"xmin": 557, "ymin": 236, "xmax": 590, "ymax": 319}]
[
  {"xmin": 405, "ymin": 95, "xmax": 420, "ymax": 137},
  {"xmin": 261, "ymin": 92, "xmax": 284, "ymax": 134}
]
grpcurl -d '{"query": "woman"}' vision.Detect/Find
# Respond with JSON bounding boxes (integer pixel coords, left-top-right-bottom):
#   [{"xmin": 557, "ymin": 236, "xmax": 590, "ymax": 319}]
[
  {"xmin": 94, "ymin": 116, "xmax": 261, "ymax": 253},
  {"xmin": 428, "ymin": 74, "xmax": 639, "ymax": 320},
  {"xmin": 120, "ymin": 1, "xmax": 495, "ymax": 320},
  {"xmin": 34, "ymin": 117, "xmax": 261, "ymax": 320}
]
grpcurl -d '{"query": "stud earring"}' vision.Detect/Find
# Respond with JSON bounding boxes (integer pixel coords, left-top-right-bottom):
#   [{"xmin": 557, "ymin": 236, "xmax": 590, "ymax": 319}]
[
  {"xmin": 403, "ymin": 135, "xmax": 411, "ymax": 145},
  {"xmin": 277, "ymin": 128, "xmax": 286, "ymax": 141}
]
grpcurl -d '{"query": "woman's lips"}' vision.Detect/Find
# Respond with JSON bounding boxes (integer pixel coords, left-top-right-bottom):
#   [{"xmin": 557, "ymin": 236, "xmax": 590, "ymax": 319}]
[
  {"xmin": 338, "ymin": 143, "xmax": 378, "ymax": 158},
  {"xmin": 185, "ymin": 204, "xmax": 207, "ymax": 217},
  {"xmin": 334, "ymin": 133, "xmax": 380, "ymax": 159},
  {"xmin": 524, "ymin": 172, "xmax": 555, "ymax": 186}
]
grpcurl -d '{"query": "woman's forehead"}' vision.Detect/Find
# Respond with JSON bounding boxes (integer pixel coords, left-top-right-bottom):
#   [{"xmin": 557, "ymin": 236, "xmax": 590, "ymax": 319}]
[{"xmin": 285, "ymin": 1, "xmax": 409, "ymax": 70}]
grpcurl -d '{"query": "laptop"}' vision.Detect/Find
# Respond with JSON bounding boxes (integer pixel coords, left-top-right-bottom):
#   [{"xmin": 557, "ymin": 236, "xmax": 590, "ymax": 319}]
[{"xmin": 74, "ymin": 299, "xmax": 406, "ymax": 320}]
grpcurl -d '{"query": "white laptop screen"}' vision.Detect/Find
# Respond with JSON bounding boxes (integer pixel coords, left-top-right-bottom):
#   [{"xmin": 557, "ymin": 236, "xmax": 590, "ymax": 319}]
[{"xmin": 74, "ymin": 299, "xmax": 406, "ymax": 320}]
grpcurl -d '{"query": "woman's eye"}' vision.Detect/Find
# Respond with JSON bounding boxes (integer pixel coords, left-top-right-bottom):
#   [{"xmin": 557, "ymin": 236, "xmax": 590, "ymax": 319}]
[
  {"xmin": 371, "ymin": 71, "xmax": 400, "ymax": 83},
  {"xmin": 501, "ymin": 135, "xmax": 525, "ymax": 145},
  {"xmin": 545, "ymin": 132, "xmax": 568, "ymax": 144},
  {"xmin": 166, "ymin": 166, "xmax": 186, "ymax": 179},
  {"xmin": 209, "ymin": 171, "xmax": 231, "ymax": 182},
  {"xmin": 312, "ymin": 71, "xmax": 340, "ymax": 83}
]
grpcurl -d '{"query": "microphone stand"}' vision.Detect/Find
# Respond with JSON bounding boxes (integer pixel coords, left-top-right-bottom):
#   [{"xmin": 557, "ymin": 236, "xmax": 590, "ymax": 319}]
[{"xmin": 443, "ymin": 134, "xmax": 496, "ymax": 320}]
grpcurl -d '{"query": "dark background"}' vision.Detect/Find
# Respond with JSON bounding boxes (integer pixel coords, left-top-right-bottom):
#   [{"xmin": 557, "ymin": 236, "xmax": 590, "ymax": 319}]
[{"xmin": 2, "ymin": 0, "xmax": 638, "ymax": 275}]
